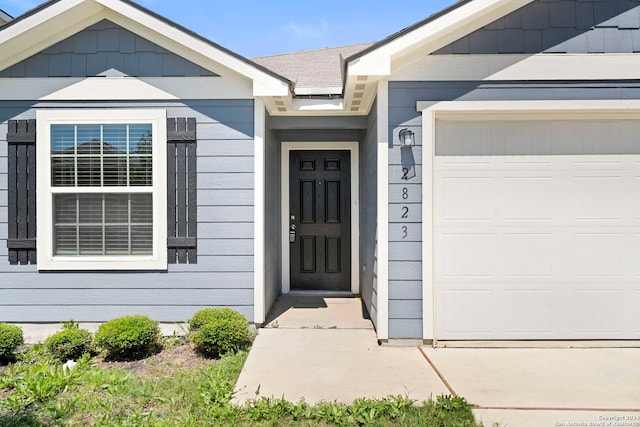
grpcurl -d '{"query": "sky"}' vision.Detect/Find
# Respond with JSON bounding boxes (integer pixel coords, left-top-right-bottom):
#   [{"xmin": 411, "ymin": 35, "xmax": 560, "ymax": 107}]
[{"xmin": 0, "ymin": 0, "xmax": 459, "ymax": 58}]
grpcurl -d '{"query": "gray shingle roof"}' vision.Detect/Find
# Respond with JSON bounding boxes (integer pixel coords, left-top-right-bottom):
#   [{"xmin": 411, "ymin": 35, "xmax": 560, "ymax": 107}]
[{"xmin": 252, "ymin": 43, "xmax": 374, "ymax": 94}]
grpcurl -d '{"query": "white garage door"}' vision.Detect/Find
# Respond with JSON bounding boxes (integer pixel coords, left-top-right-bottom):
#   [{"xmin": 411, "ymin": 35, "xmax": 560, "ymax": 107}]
[{"xmin": 434, "ymin": 119, "xmax": 640, "ymax": 340}]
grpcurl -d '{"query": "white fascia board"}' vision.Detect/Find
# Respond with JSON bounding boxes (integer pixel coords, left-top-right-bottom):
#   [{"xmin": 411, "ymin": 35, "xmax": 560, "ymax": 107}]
[
  {"xmin": 94, "ymin": 0, "xmax": 289, "ymax": 97},
  {"xmin": 392, "ymin": 53, "xmax": 640, "ymax": 82},
  {"xmin": 0, "ymin": 76, "xmax": 253, "ymax": 101},
  {"xmin": 347, "ymin": 0, "xmax": 533, "ymax": 76},
  {"xmin": 0, "ymin": 0, "xmax": 103, "ymax": 72}
]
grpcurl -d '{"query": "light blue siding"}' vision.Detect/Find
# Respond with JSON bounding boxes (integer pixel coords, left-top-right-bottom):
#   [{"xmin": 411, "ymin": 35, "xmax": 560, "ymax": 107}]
[{"xmin": 0, "ymin": 99, "xmax": 256, "ymax": 322}]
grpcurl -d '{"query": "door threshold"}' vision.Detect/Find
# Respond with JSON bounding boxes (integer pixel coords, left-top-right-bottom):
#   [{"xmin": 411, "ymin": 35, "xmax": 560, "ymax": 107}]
[{"xmin": 286, "ymin": 290, "xmax": 358, "ymax": 298}]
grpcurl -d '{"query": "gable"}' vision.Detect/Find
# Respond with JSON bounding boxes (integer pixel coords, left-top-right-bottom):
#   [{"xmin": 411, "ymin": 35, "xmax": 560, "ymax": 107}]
[
  {"xmin": 434, "ymin": 0, "xmax": 640, "ymax": 55},
  {"xmin": 0, "ymin": 0, "xmax": 289, "ymax": 97},
  {"xmin": 0, "ymin": 20, "xmax": 217, "ymax": 78}
]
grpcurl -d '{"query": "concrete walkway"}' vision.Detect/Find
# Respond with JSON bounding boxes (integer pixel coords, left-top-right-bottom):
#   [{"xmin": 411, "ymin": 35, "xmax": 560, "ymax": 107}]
[{"xmin": 234, "ymin": 296, "xmax": 640, "ymax": 426}]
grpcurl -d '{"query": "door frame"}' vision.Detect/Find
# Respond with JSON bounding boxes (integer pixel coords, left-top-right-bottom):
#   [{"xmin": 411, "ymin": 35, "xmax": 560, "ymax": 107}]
[{"xmin": 281, "ymin": 141, "xmax": 360, "ymax": 294}]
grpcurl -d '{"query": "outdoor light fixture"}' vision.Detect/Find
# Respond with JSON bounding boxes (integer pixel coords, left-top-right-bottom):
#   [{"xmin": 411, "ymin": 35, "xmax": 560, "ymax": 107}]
[{"xmin": 399, "ymin": 128, "xmax": 415, "ymax": 146}]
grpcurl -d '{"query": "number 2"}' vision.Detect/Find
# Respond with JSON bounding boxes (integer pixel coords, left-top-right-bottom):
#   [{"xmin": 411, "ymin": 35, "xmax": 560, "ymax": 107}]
[
  {"xmin": 401, "ymin": 206, "xmax": 409, "ymax": 219},
  {"xmin": 401, "ymin": 168, "xmax": 409, "ymax": 180}
]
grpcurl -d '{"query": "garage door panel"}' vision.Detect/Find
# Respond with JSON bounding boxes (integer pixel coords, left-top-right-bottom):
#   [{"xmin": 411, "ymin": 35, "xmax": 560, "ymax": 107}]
[
  {"xmin": 636, "ymin": 290, "xmax": 640, "ymax": 334},
  {"xmin": 503, "ymin": 233, "xmax": 554, "ymax": 277},
  {"xmin": 503, "ymin": 290, "xmax": 553, "ymax": 334},
  {"xmin": 572, "ymin": 176, "xmax": 623, "ymax": 220},
  {"xmin": 441, "ymin": 177, "xmax": 492, "ymax": 220},
  {"xmin": 502, "ymin": 177, "xmax": 554, "ymax": 220},
  {"xmin": 434, "ymin": 119, "xmax": 640, "ymax": 340},
  {"xmin": 573, "ymin": 290, "xmax": 625, "ymax": 336},
  {"xmin": 438, "ymin": 289, "xmax": 497, "ymax": 337},
  {"xmin": 572, "ymin": 233, "xmax": 629, "ymax": 277},
  {"xmin": 439, "ymin": 233, "xmax": 493, "ymax": 277}
]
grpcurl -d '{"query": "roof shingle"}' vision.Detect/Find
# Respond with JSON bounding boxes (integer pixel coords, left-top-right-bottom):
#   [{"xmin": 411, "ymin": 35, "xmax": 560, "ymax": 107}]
[{"xmin": 252, "ymin": 42, "xmax": 373, "ymax": 94}]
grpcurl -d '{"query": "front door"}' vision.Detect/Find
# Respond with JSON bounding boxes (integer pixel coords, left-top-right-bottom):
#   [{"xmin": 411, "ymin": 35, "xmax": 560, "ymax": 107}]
[{"xmin": 289, "ymin": 150, "xmax": 351, "ymax": 291}]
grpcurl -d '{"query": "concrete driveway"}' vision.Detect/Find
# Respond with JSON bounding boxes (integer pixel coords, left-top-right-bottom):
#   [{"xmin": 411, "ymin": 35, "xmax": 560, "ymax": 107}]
[
  {"xmin": 234, "ymin": 297, "xmax": 640, "ymax": 426},
  {"xmin": 423, "ymin": 347, "xmax": 640, "ymax": 427}
]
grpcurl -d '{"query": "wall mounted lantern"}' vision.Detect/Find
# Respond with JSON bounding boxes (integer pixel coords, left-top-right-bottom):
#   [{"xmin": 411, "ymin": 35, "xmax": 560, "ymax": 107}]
[
  {"xmin": 399, "ymin": 128, "xmax": 415, "ymax": 146},
  {"xmin": 398, "ymin": 128, "xmax": 416, "ymax": 181}
]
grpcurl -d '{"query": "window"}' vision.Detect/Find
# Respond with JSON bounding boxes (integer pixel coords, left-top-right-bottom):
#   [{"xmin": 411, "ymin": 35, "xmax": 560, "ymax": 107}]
[{"xmin": 36, "ymin": 110, "xmax": 167, "ymax": 270}]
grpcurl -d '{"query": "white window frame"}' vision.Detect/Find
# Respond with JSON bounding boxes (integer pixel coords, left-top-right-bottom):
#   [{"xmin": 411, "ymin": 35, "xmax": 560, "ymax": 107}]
[{"xmin": 36, "ymin": 109, "xmax": 167, "ymax": 270}]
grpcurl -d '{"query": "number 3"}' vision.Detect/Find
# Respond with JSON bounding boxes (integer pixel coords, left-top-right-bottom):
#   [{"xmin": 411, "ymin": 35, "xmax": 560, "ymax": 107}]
[{"xmin": 402, "ymin": 226, "xmax": 408, "ymax": 239}]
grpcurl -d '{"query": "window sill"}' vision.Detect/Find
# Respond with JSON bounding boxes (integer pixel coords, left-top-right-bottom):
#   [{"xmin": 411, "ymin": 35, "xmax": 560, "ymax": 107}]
[{"xmin": 37, "ymin": 256, "xmax": 167, "ymax": 271}]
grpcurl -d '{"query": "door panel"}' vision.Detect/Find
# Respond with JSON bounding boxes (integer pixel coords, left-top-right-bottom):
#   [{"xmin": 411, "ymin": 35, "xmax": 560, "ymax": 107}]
[{"xmin": 290, "ymin": 150, "xmax": 350, "ymax": 290}]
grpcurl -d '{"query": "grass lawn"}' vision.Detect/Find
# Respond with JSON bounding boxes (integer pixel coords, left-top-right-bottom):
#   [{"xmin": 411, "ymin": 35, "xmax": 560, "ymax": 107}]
[{"xmin": 0, "ymin": 339, "xmax": 489, "ymax": 426}]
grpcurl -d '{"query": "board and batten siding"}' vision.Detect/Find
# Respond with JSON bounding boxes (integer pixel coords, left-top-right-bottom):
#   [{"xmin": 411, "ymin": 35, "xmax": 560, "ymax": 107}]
[{"xmin": 0, "ymin": 100, "xmax": 256, "ymax": 322}]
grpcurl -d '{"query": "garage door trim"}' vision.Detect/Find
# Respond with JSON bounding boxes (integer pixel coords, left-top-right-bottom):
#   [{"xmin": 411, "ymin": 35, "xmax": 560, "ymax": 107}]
[{"xmin": 419, "ymin": 99, "xmax": 640, "ymax": 341}]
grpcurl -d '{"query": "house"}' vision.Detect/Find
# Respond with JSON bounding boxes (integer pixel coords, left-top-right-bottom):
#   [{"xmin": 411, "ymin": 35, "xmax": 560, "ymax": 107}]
[{"xmin": 1, "ymin": 0, "xmax": 639, "ymax": 343}]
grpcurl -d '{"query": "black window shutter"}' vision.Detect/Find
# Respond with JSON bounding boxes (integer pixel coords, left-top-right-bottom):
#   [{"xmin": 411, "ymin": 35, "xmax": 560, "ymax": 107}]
[
  {"xmin": 167, "ymin": 117, "xmax": 197, "ymax": 264},
  {"xmin": 6, "ymin": 120, "xmax": 37, "ymax": 265}
]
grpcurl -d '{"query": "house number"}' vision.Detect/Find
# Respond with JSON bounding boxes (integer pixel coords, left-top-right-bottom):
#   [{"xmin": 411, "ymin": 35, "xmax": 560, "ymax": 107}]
[
  {"xmin": 401, "ymin": 187, "xmax": 409, "ymax": 239},
  {"xmin": 401, "ymin": 206, "xmax": 409, "ymax": 219}
]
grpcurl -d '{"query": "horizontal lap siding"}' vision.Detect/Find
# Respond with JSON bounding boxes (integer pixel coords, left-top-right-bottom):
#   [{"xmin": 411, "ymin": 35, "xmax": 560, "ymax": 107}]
[
  {"xmin": 0, "ymin": 100, "xmax": 256, "ymax": 322},
  {"xmin": 387, "ymin": 79, "xmax": 640, "ymax": 338}
]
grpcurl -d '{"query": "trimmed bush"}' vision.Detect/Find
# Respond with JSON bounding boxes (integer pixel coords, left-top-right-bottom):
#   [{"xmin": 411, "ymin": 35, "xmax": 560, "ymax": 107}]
[
  {"xmin": 94, "ymin": 315, "xmax": 161, "ymax": 360},
  {"xmin": 45, "ymin": 322, "xmax": 93, "ymax": 361},
  {"xmin": 189, "ymin": 308, "xmax": 249, "ymax": 358},
  {"xmin": 0, "ymin": 323, "xmax": 24, "ymax": 359}
]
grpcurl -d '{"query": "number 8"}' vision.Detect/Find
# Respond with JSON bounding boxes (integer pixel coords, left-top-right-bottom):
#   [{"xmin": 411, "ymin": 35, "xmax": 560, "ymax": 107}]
[{"xmin": 402, "ymin": 188, "xmax": 408, "ymax": 200}]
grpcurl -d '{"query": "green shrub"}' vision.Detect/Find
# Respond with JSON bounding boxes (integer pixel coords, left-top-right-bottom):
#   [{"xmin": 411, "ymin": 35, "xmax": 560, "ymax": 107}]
[
  {"xmin": 94, "ymin": 315, "xmax": 160, "ymax": 360},
  {"xmin": 0, "ymin": 323, "xmax": 23, "ymax": 360},
  {"xmin": 189, "ymin": 308, "xmax": 249, "ymax": 358},
  {"xmin": 45, "ymin": 322, "xmax": 93, "ymax": 361}
]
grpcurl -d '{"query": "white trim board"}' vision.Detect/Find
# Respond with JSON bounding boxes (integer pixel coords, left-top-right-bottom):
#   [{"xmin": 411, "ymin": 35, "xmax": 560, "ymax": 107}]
[
  {"xmin": 376, "ymin": 79, "xmax": 390, "ymax": 340},
  {"xmin": 0, "ymin": 77, "xmax": 253, "ymax": 101},
  {"xmin": 347, "ymin": 0, "xmax": 533, "ymax": 76},
  {"xmin": 418, "ymin": 98, "xmax": 640, "ymax": 341},
  {"xmin": 280, "ymin": 141, "xmax": 360, "ymax": 295},
  {"xmin": 392, "ymin": 54, "xmax": 640, "ymax": 82},
  {"xmin": 254, "ymin": 99, "xmax": 266, "ymax": 324}
]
